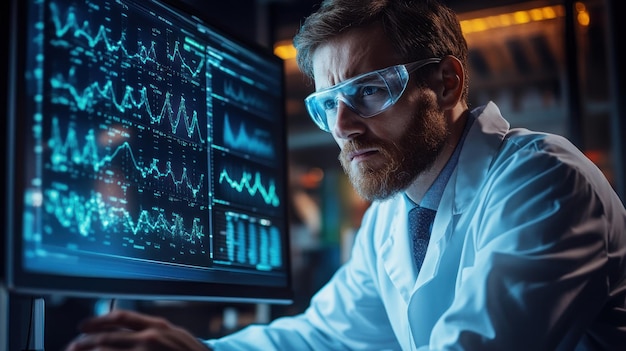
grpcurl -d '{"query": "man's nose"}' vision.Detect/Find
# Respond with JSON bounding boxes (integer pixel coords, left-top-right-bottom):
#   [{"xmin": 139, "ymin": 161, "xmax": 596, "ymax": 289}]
[{"xmin": 332, "ymin": 99, "xmax": 365, "ymax": 139}]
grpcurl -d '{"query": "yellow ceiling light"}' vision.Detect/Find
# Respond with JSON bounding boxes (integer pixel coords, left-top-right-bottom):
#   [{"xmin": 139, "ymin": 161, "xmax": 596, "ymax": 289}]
[
  {"xmin": 529, "ymin": 8, "xmax": 544, "ymax": 21},
  {"xmin": 575, "ymin": 2, "xmax": 590, "ymax": 27},
  {"xmin": 577, "ymin": 11, "xmax": 590, "ymax": 26},
  {"xmin": 498, "ymin": 13, "xmax": 513, "ymax": 26},
  {"xmin": 542, "ymin": 6, "xmax": 557, "ymax": 19},
  {"xmin": 513, "ymin": 10, "xmax": 531, "ymax": 24},
  {"xmin": 460, "ymin": 5, "xmax": 565, "ymax": 34},
  {"xmin": 274, "ymin": 5, "xmax": 576, "ymax": 60},
  {"xmin": 273, "ymin": 40, "xmax": 297, "ymax": 60}
]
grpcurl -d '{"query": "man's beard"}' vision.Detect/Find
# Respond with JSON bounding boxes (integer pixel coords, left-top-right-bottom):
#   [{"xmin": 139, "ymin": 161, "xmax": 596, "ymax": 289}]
[{"xmin": 339, "ymin": 99, "xmax": 449, "ymax": 201}]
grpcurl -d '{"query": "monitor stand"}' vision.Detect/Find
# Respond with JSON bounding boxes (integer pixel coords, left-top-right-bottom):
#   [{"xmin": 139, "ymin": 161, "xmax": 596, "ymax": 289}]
[
  {"xmin": 0, "ymin": 287, "xmax": 6, "ymax": 351},
  {"xmin": 2, "ymin": 291, "xmax": 45, "ymax": 351}
]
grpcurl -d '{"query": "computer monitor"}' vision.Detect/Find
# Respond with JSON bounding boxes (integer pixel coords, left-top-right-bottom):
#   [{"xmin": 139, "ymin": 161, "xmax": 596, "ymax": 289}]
[{"xmin": 4, "ymin": 0, "xmax": 292, "ymax": 304}]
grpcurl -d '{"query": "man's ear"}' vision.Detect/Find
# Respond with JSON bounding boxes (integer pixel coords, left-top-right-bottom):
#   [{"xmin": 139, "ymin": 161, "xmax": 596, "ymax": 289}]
[{"xmin": 434, "ymin": 55, "xmax": 464, "ymax": 110}]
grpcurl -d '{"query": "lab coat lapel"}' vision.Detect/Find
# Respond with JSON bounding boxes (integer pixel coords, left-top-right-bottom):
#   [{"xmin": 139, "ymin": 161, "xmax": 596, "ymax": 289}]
[
  {"xmin": 407, "ymin": 184, "xmax": 463, "ymax": 346},
  {"xmin": 413, "ymin": 169, "xmax": 458, "ymax": 289},
  {"xmin": 454, "ymin": 102, "xmax": 509, "ymax": 210},
  {"xmin": 408, "ymin": 102, "xmax": 511, "ymax": 347},
  {"xmin": 412, "ymin": 102, "xmax": 509, "ymax": 290},
  {"xmin": 381, "ymin": 196, "xmax": 418, "ymax": 302}
]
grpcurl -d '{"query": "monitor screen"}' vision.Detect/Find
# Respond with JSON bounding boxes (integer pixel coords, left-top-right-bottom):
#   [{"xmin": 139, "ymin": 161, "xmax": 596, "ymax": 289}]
[{"xmin": 5, "ymin": 0, "xmax": 292, "ymax": 303}]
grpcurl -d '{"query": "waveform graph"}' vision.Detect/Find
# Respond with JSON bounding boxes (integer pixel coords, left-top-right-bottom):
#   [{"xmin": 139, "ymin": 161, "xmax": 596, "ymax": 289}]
[
  {"xmin": 48, "ymin": 68, "xmax": 208, "ymax": 145},
  {"xmin": 210, "ymin": 65, "xmax": 281, "ymax": 120},
  {"xmin": 212, "ymin": 209, "xmax": 284, "ymax": 271},
  {"xmin": 211, "ymin": 103, "xmax": 278, "ymax": 161},
  {"xmin": 44, "ymin": 0, "xmax": 211, "ymax": 147},
  {"xmin": 213, "ymin": 152, "xmax": 284, "ymax": 214},
  {"xmin": 45, "ymin": 116, "xmax": 209, "ymax": 203},
  {"xmin": 47, "ymin": 0, "xmax": 207, "ymax": 83},
  {"xmin": 40, "ymin": 180, "xmax": 211, "ymax": 268}
]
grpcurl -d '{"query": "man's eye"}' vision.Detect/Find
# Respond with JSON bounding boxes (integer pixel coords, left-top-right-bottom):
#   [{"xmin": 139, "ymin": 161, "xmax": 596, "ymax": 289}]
[
  {"xmin": 360, "ymin": 86, "xmax": 382, "ymax": 96},
  {"xmin": 322, "ymin": 98, "xmax": 337, "ymax": 110}
]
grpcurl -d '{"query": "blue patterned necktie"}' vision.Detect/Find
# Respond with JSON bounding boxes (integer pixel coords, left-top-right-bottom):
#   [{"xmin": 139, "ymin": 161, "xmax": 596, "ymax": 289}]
[{"xmin": 408, "ymin": 206, "xmax": 437, "ymax": 271}]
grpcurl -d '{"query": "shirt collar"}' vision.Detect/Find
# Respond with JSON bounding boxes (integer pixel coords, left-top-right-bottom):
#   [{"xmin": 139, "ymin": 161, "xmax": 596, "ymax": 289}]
[{"xmin": 405, "ymin": 108, "xmax": 477, "ymax": 211}]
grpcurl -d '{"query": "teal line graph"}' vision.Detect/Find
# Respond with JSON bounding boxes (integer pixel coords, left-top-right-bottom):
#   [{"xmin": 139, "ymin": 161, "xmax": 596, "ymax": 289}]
[
  {"xmin": 44, "ymin": 187, "xmax": 205, "ymax": 242},
  {"xmin": 223, "ymin": 80, "xmax": 270, "ymax": 113},
  {"xmin": 218, "ymin": 168, "xmax": 280, "ymax": 207},
  {"xmin": 49, "ymin": 2, "xmax": 205, "ymax": 77},
  {"xmin": 223, "ymin": 113, "xmax": 274, "ymax": 158},
  {"xmin": 49, "ymin": 71, "xmax": 205, "ymax": 143},
  {"xmin": 48, "ymin": 117, "xmax": 206, "ymax": 199}
]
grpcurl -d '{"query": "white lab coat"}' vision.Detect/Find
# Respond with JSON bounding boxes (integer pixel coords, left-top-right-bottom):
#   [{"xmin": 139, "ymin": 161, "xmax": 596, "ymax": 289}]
[{"xmin": 207, "ymin": 102, "xmax": 626, "ymax": 350}]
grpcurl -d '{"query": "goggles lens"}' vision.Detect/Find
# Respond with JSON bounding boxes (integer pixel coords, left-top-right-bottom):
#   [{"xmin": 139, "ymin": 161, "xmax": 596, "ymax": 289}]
[{"xmin": 305, "ymin": 58, "xmax": 441, "ymax": 132}]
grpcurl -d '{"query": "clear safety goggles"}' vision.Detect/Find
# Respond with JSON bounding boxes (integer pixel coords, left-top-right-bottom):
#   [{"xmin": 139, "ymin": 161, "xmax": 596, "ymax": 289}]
[{"xmin": 305, "ymin": 57, "xmax": 441, "ymax": 132}]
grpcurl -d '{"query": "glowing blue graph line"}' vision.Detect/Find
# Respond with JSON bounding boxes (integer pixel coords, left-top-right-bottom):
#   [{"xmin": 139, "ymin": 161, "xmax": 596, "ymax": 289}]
[
  {"xmin": 223, "ymin": 113, "xmax": 274, "ymax": 158},
  {"xmin": 49, "ymin": 2, "xmax": 205, "ymax": 77},
  {"xmin": 48, "ymin": 117, "xmax": 206, "ymax": 199},
  {"xmin": 44, "ymin": 188, "xmax": 205, "ymax": 242},
  {"xmin": 218, "ymin": 168, "xmax": 280, "ymax": 207},
  {"xmin": 223, "ymin": 80, "xmax": 270, "ymax": 112},
  {"xmin": 50, "ymin": 72, "xmax": 205, "ymax": 143}
]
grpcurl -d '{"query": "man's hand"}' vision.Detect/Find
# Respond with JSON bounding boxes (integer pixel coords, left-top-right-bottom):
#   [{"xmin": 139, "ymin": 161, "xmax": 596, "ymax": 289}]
[{"xmin": 65, "ymin": 309, "xmax": 212, "ymax": 351}]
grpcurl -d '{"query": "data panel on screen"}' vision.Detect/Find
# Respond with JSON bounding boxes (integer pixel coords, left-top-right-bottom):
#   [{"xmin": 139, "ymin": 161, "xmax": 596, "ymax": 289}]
[{"xmin": 8, "ymin": 0, "xmax": 290, "ymax": 301}]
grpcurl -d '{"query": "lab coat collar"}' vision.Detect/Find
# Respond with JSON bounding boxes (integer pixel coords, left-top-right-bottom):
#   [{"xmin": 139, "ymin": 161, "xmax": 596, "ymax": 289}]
[
  {"xmin": 381, "ymin": 197, "xmax": 418, "ymax": 301},
  {"xmin": 407, "ymin": 102, "xmax": 511, "ymax": 347},
  {"xmin": 416, "ymin": 102, "xmax": 509, "ymax": 285},
  {"xmin": 382, "ymin": 102, "xmax": 510, "ymax": 302},
  {"xmin": 452, "ymin": 102, "xmax": 509, "ymax": 213}
]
